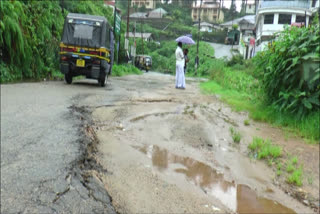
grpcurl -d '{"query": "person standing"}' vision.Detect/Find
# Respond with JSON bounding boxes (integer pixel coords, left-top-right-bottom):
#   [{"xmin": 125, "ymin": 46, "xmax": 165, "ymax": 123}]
[
  {"xmin": 175, "ymin": 42, "xmax": 185, "ymax": 89},
  {"xmin": 183, "ymin": 48, "xmax": 189, "ymax": 74}
]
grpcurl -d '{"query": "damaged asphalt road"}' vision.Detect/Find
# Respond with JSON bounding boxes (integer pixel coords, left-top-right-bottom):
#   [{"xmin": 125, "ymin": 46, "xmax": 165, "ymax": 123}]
[
  {"xmin": 1, "ymin": 80, "xmax": 118, "ymax": 213},
  {"xmin": 1, "ymin": 73, "xmax": 318, "ymax": 213}
]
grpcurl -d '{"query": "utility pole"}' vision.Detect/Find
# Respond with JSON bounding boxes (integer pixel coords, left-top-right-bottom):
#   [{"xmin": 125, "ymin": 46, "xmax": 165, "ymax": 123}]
[
  {"xmin": 231, "ymin": 0, "xmax": 235, "ymax": 50},
  {"xmin": 195, "ymin": 0, "xmax": 202, "ymax": 76},
  {"xmin": 218, "ymin": 0, "xmax": 221, "ymax": 21},
  {"xmin": 141, "ymin": 19, "xmax": 144, "ymax": 55},
  {"xmin": 126, "ymin": 0, "xmax": 130, "ymax": 38}
]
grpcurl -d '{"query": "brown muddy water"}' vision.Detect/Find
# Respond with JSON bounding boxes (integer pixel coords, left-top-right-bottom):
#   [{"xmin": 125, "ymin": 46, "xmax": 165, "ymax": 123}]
[{"xmin": 133, "ymin": 144, "xmax": 296, "ymax": 214}]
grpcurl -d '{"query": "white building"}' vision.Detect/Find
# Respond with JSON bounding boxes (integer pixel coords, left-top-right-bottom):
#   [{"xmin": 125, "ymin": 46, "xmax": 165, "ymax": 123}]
[
  {"xmin": 255, "ymin": 0, "xmax": 320, "ymax": 52},
  {"xmin": 131, "ymin": 0, "xmax": 156, "ymax": 9},
  {"xmin": 221, "ymin": 15, "xmax": 256, "ymax": 59},
  {"xmin": 246, "ymin": 3, "xmax": 256, "ymax": 14},
  {"xmin": 192, "ymin": 0, "xmax": 224, "ymax": 23}
]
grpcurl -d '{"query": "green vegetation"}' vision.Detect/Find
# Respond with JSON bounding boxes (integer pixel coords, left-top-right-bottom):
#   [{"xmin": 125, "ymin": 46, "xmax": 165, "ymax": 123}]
[
  {"xmin": 229, "ymin": 127, "xmax": 241, "ymax": 143},
  {"xmin": 248, "ymin": 137, "xmax": 282, "ymax": 160},
  {"xmin": 287, "ymin": 167, "xmax": 303, "ymax": 186},
  {"xmin": 201, "ymin": 56, "xmax": 319, "ymax": 142},
  {"xmin": 145, "ymin": 41, "xmax": 214, "ymax": 75},
  {"xmin": 286, "ymin": 163, "xmax": 295, "ymax": 173},
  {"xmin": 0, "ymin": 0, "xmax": 115, "ymax": 83},
  {"xmin": 291, "ymin": 156, "xmax": 298, "ymax": 165},
  {"xmin": 254, "ymin": 22, "xmax": 320, "ymax": 118},
  {"xmin": 285, "ymin": 156, "xmax": 303, "ymax": 186},
  {"xmin": 112, "ymin": 64, "xmax": 142, "ymax": 77},
  {"xmin": 199, "ymin": 18, "xmax": 319, "ymax": 142},
  {"xmin": 244, "ymin": 119, "xmax": 250, "ymax": 126},
  {"xmin": 248, "ymin": 137, "xmax": 304, "ymax": 186}
]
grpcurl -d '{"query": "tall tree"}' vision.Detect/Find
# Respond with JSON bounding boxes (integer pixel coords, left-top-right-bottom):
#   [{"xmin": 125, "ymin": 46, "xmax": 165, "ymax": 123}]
[{"xmin": 230, "ymin": 0, "xmax": 237, "ymax": 17}]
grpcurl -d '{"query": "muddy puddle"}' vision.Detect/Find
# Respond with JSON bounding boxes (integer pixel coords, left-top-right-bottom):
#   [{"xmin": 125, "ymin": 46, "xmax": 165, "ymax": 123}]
[{"xmin": 133, "ymin": 144, "xmax": 296, "ymax": 214}]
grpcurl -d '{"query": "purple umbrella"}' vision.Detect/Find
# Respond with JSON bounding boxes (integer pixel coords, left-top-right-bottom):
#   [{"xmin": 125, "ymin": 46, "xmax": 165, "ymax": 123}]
[{"xmin": 175, "ymin": 36, "xmax": 196, "ymax": 45}]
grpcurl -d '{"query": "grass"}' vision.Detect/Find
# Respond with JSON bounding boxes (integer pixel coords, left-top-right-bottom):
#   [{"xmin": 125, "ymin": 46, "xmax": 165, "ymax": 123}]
[
  {"xmin": 111, "ymin": 64, "xmax": 143, "ymax": 77},
  {"xmin": 287, "ymin": 167, "xmax": 303, "ymax": 186},
  {"xmin": 248, "ymin": 136, "xmax": 305, "ymax": 187},
  {"xmin": 291, "ymin": 156, "xmax": 298, "ymax": 165},
  {"xmin": 248, "ymin": 137, "xmax": 282, "ymax": 159},
  {"xmin": 244, "ymin": 119, "xmax": 250, "ymax": 126},
  {"xmin": 286, "ymin": 163, "xmax": 295, "ymax": 173},
  {"xmin": 229, "ymin": 127, "xmax": 241, "ymax": 143},
  {"xmin": 201, "ymin": 81, "xmax": 320, "ymax": 143}
]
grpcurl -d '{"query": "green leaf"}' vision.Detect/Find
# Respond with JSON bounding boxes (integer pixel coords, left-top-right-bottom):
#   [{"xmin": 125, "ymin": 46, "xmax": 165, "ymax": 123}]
[
  {"xmin": 302, "ymin": 53, "xmax": 319, "ymax": 60},
  {"xmin": 302, "ymin": 98, "xmax": 312, "ymax": 109}
]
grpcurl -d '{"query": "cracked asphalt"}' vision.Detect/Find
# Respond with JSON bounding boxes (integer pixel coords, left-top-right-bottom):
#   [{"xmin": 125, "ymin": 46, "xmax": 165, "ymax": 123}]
[
  {"xmin": 1, "ymin": 73, "xmax": 318, "ymax": 214},
  {"xmin": 1, "ymin": 80, "xmax": 116, "ymax": 213}
]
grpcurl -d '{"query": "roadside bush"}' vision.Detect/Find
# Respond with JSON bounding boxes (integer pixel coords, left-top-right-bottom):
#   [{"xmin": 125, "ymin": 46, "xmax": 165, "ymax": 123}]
[
  {"xmin": 254, "ymin": 23, "xmax": 320, "ymax": 117},
  {"xmin": 227, "ymin": 54, "xmax": 244, "ymax": 66},
  {"xmin": 112, "ymin": 64, "xmax": 142, "ymax": 76}
]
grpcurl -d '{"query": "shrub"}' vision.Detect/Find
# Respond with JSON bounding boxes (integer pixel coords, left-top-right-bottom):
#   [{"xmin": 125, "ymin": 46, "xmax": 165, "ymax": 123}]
[
  {"xmin": 248, "ymin": 137, "xmax": 282, "ymax": 159},
  {"xmin": 112, "ymin": 64, "xmax": 142, "ymax": 76},
  {"xmin": 254, "ymin": 23, "xmax": 320, "ymax": 117}
]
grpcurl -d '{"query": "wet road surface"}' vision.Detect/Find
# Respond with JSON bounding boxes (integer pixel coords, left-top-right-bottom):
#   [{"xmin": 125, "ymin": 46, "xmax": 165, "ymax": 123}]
[{"xmin": 1, "ymin": 73, "xmax": 317, "ymax": 213}]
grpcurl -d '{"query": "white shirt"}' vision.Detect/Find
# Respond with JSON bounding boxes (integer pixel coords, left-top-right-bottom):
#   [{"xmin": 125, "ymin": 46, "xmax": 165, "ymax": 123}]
[{"xmin": 175, "ymin": 46, "xmax": 185, "ymax": 66}]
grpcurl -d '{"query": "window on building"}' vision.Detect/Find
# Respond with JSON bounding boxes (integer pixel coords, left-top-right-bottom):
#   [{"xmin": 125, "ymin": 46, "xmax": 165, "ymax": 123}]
[
  {"xmin": 279, "ymin": 14, "xmax": 292, "ymax": 24},
  {"xmin": 146, "ymin": 2, "xmax": 149, "ymax": 5},
  {"xmin": 296, "ymin": 15, "xmax": 305, "ymax": 23},
  {"xmin": 264, "ymin": 14, "xmax": 274, "ymax": 24},
  {"xmin": 249, "ymin": 5, "xmax": 251, "ymax": 9},
  {"xmin": 204, "ymin": 9, "xmax": 207, "ymax": 13}
]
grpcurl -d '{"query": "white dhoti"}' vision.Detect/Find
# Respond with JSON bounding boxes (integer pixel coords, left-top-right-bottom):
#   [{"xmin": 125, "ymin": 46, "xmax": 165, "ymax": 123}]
[{"xmin": 175, "ymin": 64, "xmax": 185, "ymax": 88}]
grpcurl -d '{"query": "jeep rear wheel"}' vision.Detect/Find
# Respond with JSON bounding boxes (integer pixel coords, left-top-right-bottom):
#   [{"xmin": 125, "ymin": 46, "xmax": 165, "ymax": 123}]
[{"xmin": 65, "ymin": 73, "xmax": 72, "ymax": 84}]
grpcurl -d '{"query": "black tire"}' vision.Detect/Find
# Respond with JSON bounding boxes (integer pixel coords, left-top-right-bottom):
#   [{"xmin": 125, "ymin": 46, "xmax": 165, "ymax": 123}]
[
  {"xmin": 65, "ymin": 73, "xmax": 72, "ymax": 84},
  {"xmin": 99, "ymin": 75, "xmax": 107, "ymax": 87}
]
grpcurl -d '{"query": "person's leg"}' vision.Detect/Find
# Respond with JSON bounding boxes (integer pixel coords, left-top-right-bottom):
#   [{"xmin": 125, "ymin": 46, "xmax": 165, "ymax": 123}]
[
  {"xmin": 177, "ymin": 64, "xmax": 184, "ymax": 88},
  {"xmin": 175, "ymin": 64, "xmax": 179, "ymax": 88},
  {"xmin": 181, "ymin": 67, "xmax": 186, "ymax": 89}
]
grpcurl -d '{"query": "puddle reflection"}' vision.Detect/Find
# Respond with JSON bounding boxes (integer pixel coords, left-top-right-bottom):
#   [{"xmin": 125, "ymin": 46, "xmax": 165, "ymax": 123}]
[{"xmin": 133, "ymin": 145, "xmax": 296, "ymax": 214}]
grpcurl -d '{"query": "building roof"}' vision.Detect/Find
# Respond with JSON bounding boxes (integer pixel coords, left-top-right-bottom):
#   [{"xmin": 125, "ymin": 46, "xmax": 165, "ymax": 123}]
[
  {"xmin": 147, "ymin": 8, "xmax": 168, "ymax": 18},
  {"xmin": 128, "ymin": 32, "xmax": 153, "ymax": 39},
  {"xmin": 150, "ymin": 8, "xmax": 167, "ymax": 14},
  {"xmin": 220, "ymin": 15, "xmax": 255, "ymax": 27},
  {"xmin": 129, "ymin": 12, "xmax": 147, "ymax": 18}
]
